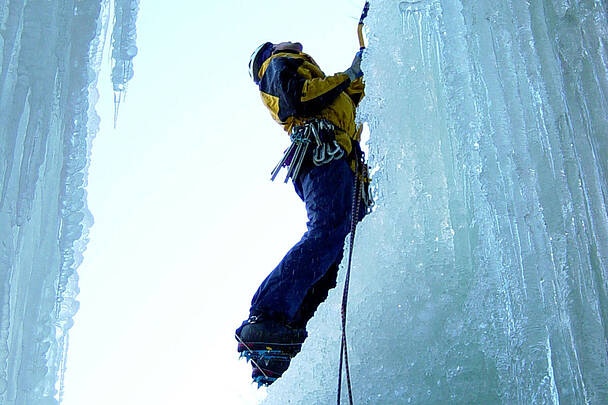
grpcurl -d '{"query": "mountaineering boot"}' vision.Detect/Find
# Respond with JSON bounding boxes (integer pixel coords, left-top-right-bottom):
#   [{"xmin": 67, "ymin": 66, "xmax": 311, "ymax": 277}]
[
  {"xmin": 249, "ymin": 354, "xmax": 292, "ymax": 387},
  {"xmin": 236, "ymin": 316, "xmax": 308, "ymax": 344},
  {"xmin": 235, "ymin": 316, "xmax": 307, "ymax": 386}
]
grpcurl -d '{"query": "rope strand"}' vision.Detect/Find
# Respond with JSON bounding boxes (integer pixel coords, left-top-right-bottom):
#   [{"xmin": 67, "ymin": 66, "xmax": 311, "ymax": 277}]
[{"xmin": 338, "ymin": 156, "xmax": 362, "ymax": 405}]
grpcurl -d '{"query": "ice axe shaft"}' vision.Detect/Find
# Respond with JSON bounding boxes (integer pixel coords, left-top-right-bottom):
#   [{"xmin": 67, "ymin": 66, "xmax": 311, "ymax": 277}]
[{"xmin": 357, "ymin": 1, "xmax": 369, "ymax": 50}]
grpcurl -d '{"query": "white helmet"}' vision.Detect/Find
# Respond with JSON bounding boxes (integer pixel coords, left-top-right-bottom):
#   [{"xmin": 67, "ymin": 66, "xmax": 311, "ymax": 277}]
[{"xmin": 248, "ymin": 42, "xmax": 274, "ymax": 85}]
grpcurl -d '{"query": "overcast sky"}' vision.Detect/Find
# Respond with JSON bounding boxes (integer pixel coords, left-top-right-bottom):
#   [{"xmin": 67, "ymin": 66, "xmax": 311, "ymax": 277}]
[{"xmin": 62, "ymin": 1, "xmax": 366, "ymax": 404}]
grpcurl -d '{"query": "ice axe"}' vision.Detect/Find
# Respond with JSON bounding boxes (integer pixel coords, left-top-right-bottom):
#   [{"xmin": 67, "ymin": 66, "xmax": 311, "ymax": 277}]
[{"xmin": 357, "ymin": 1, "xmax": 370, "ymax": 50}]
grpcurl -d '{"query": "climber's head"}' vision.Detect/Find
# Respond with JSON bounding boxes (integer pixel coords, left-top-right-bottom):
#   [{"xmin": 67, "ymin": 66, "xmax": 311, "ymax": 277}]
[
  {"xmin": 248, "ymin": 42, "xmax": 303, "ymax": 84},
  {"xmin": 272, "ymin": 41, "xmax": 303, "ymax": 53}
]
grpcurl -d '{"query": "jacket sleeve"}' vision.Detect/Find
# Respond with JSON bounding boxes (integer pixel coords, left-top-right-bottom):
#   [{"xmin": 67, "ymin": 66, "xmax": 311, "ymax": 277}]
[
  {"xmin": 345, "ymin": 77, "xmax": 365, "ymax": 106},
  {"xmin": 297, "ymin": 72, "xmax": 352, "ymax": 116},
  {"xmin": 263, "ymin": 57, "xmax": 352, "ymax": 120}
]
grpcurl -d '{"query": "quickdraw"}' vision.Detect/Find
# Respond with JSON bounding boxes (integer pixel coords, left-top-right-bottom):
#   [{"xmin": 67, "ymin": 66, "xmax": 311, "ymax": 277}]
[
  {"xmin": 311, "ymin": 120, "xmax": 344, "ymax": 166},
  {"xmin": 355, "ymin": 147, "xmax": 374, "ymax": 214},
  {"xmin": 270, "ymin": 119, "xmax": 345, "ymax": 183}
]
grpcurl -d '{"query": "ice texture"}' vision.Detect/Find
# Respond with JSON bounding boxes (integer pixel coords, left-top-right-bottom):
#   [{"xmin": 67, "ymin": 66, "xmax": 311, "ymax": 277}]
[
  {"xmin": 0, "ymin": 1, "xmax": 137, "ymax": 404},
  {"xmin": 263, "ymin": 1, "xmax": 608, "ymax": 404}
]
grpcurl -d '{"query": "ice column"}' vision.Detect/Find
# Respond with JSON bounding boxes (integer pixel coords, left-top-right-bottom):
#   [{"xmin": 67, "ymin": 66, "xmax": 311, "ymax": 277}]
[
  {"xmin": 262, "ymin": 0, "xmax": 608, "ymax": 403},
  {"xmin": 0, "ymin": 0, "xmax": 137, "ymax": 404}
]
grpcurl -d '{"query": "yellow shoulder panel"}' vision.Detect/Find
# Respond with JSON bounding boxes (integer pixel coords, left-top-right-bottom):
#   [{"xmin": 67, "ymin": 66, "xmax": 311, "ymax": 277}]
[{"xmin": 260, "ymin": 91, "xmax": 282, "ymax": 123}]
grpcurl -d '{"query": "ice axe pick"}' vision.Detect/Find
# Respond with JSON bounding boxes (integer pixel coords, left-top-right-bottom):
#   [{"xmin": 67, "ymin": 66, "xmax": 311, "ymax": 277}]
[{"xmin": 357, "ymin": 1, "xmax": 370, "ymax": 50}]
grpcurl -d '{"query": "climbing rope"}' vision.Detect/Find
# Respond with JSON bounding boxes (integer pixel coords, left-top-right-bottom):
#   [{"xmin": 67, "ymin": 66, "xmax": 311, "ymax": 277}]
[
  {"xmin": 338, "ymin": 9, "xmax": 370, "ymax": 396},
  {"xmin": 337, "ymin": 153, "xmax": 363, "ymax": 405},
  {"xmin": 336, "ymin": 3, "xmax": 369, "ymax": 398}
]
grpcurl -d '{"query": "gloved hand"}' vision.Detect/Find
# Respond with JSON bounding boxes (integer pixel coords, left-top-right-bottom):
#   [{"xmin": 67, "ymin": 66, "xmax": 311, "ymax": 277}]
[{"xmin": 344, "ymin": 50, "xmax": 363, "ymax": 81}]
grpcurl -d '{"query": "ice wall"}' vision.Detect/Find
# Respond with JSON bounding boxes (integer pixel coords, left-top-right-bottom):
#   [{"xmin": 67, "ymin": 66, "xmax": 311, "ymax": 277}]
[
  {"xmin": 0, "ymin": 1, "xmax": 137, "ymax": 404},
  {"xmin": 263, "ymin": 0, "xmax": 608, "ymax": 404}
]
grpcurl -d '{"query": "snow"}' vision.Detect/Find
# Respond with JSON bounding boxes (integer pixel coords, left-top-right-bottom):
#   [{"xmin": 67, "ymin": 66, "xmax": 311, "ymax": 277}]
[
  {"xmin": 263, "ymin": 0, "xmax": 608, "ymax": 403},
  {"xmin": 0, "ymin": 1, "xmax": 137, "ymax": 403}
]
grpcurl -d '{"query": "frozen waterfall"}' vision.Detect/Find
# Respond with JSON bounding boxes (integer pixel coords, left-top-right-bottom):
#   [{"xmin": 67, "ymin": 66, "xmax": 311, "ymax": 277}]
[
  {"xmin": 263, "ymin": 0, "xmax": 608, "ymax": 404},
  {"xmin": 0, "ymin": 1, "xmax": 138, "ymax": 403}
]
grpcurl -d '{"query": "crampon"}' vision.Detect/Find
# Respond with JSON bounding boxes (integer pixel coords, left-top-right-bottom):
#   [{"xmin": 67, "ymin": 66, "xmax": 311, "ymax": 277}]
[{"xmin": 237, "ymin": 339, "xmax": 302, "ymax": 387}]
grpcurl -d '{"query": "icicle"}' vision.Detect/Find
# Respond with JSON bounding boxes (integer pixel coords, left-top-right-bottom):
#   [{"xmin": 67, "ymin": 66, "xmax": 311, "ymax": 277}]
[
  {"xmin": 113, "ymin": 89, "xmax": 123, "ymax": 128},
  {"xmin": 110, "ymin": 0, "xmax": 140, "ymax": 127}
]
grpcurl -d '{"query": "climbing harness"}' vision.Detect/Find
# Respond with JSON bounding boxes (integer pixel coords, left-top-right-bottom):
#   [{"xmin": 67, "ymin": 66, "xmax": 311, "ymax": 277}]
[{"xmin": 270, "ymin": 119, "xmax": 344, "ymax": 183}]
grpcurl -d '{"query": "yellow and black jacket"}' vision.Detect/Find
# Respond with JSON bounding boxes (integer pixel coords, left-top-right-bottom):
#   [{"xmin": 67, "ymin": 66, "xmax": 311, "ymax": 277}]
[{"xmin": 257, "ymin": 51, "xmax": 365, "ymax": 157}]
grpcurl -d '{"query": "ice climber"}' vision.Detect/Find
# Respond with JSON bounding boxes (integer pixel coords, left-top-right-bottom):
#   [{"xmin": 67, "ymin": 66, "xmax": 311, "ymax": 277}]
[{"xmin": 235, "ymin": 41, "xmax": 371, "ymax": 386}]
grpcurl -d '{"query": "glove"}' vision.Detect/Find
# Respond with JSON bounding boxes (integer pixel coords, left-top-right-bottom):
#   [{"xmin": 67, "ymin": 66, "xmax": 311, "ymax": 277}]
[{"xmin": 344, "ymin": 50, "xmax": 363, "ymax": 81}]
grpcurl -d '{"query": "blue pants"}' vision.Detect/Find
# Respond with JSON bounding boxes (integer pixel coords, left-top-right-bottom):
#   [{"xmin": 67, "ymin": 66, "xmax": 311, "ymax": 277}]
[{"xmin": 249, "ymin": 157, "xmax": 356, "ymax": 328}]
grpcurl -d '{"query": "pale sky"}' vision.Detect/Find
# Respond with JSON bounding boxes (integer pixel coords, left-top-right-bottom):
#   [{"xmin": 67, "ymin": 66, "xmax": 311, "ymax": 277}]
[{"xmin": 62, "ymin": 1, "xmax": 366, "ymax": 404}]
